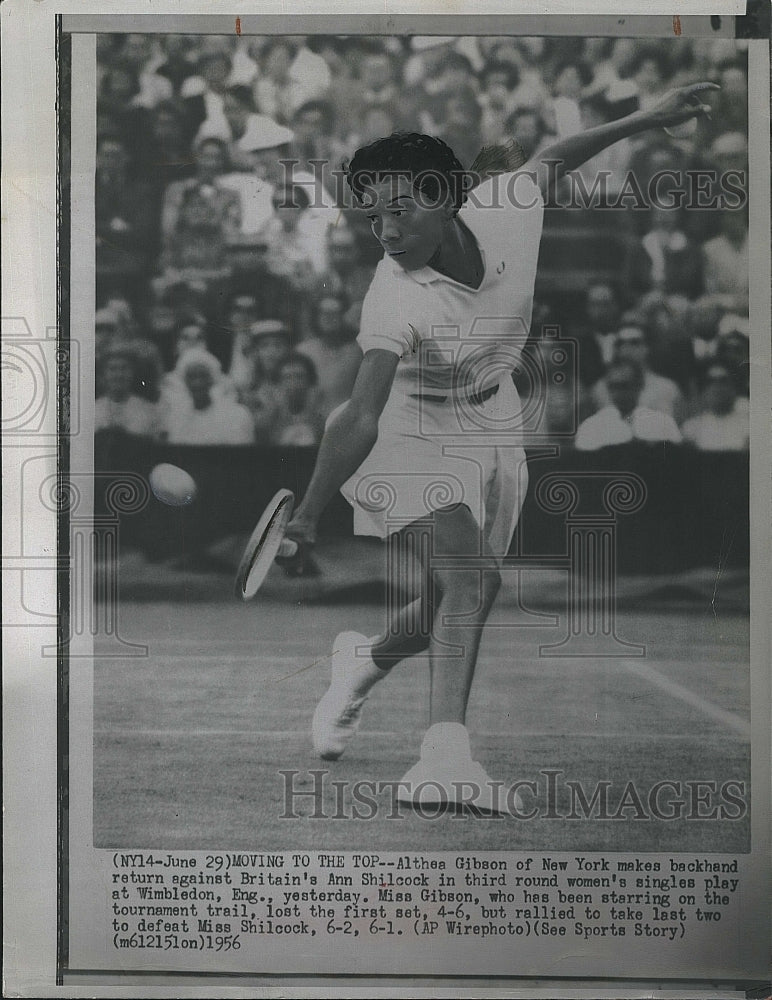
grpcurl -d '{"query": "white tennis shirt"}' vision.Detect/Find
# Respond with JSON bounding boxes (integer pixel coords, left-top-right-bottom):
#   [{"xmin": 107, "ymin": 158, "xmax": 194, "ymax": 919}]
[
  {"xmin": 356, "ymin": 171, "xmax": 545, "ymax": 400},
  {"xmin": 339, "ymin": 172, "xmax": 544, "ymax": 546}
]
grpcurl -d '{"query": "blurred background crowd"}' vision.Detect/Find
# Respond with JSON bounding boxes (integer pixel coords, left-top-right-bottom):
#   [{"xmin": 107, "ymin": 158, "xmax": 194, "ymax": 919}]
[{"xmin": 92, "ymin": 32, "xmax": 750, "ymax": 454}]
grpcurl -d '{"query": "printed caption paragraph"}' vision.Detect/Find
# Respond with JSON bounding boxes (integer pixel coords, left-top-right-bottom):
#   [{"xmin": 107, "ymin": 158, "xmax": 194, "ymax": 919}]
[{"xmin": 108, "ymin": 852, "xmax": 744, "ymax": 957}]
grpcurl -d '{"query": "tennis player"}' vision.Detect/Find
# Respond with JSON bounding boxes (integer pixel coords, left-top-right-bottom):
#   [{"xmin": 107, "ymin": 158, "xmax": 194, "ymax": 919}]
[{"xmin": 284, "ymin": 83, "xmax": 717, "ymax": 810}]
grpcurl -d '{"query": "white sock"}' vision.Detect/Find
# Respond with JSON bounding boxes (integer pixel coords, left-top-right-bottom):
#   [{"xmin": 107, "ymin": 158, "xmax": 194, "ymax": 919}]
[{"xmin": 421, "ymin": 722, "xmax": 472, "ymax": 759}]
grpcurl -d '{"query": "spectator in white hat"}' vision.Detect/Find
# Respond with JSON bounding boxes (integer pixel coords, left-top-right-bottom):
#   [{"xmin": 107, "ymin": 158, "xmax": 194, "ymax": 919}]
[
  {"xmin": 216, "ymin": 114, "xmax": 295, "ymax": 237},
  {"xmin": 237, "ymin": 113, "xmax": 295, "ymax": 176},
  {"xmin": 159, "ymin": 323, "xmax": 238, "ymax": 424},
  {"xmin": 164, "ymin": 347, "xmax": 254, "ymax": 445}
]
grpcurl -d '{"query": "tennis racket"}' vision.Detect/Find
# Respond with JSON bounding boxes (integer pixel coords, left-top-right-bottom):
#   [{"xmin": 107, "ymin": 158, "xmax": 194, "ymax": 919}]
[{"xmin": 234, "ymin": 488, "xmax": 299, "ymax": 600}]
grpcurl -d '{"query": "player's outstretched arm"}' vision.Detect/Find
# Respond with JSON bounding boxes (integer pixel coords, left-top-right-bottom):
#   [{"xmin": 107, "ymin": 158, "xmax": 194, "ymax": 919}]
[
  {"xmin": 285, "ymin": 348, "xmax": 399, "ymax": 546},
  {"xmin": 524, "ymin": 82, "xmax": 719, "ymax": 197}
]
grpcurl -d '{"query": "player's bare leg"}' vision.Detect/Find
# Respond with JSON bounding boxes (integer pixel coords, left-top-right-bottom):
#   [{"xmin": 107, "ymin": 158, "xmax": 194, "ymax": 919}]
[
  {"xmin": 313, "ymin": 503, "xmax": 500, "ymax": 767},
  {"xmin": 396, "ymin": 503, "xmax": 506, "ymax": 811},
  {"xmin": 371, "ymin": 505, "xmax": 500, "ymax": 712},
  {"xmin": 312, "ymin": 531, "xmax": 432, "ymax": 758},
  {"xmin": 370, "ymin": 529, "xmax": 435, "ymax": 667},
  {"xmin": 424, "ymin": 503, "xmax": 501, "ymax": 723}
]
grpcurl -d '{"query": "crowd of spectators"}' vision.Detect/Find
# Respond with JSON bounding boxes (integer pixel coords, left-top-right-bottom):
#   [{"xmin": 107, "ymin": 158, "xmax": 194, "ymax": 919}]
[{"xmin": 93, "ymin": 33, "xmax": 750, "ymax": 454}]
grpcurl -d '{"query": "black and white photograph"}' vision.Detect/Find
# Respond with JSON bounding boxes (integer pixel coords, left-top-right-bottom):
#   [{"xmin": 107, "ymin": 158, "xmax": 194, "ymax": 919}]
[
  {"xmin": 2, "ymin": 3, "xmax": 770, "ymax": 994},
  {"xmin": 88, "ymin": 26, "xmax": 755, "ymax": 847}
]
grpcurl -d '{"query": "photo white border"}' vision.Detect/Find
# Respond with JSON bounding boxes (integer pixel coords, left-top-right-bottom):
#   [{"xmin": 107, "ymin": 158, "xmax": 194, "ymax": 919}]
[{"xmin": 2, "ymin": 1, "xmax": 769, "ymax": 995}]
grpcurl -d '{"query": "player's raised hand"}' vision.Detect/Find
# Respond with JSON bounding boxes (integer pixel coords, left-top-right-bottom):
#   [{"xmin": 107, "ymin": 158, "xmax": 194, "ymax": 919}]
[{"xmin": 646, "ymin": 82, "xmax": 720, "ymax": 129}]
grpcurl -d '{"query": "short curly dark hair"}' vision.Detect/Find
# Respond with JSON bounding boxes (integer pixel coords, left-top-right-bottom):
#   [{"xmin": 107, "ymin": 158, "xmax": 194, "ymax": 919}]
[{"xmin": 344, "ymin": 132, "xmax": 471, "ymax": 214}]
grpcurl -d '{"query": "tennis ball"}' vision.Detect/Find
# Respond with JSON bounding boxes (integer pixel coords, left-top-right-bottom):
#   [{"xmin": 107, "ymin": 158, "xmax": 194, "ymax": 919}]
[{"xmin": 149, "ymin": 463, "xmax": 197, "ymax": 506}]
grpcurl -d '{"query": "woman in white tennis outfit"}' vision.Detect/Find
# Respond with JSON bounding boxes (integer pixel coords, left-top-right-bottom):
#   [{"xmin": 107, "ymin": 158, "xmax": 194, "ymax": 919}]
[
  {"xmin": 285, "ymin": 83, "xmax": 717, "ymax": 811},
  {"xmin": 340, "ymin": 165, "xmax": 542, "ymax": 556}
]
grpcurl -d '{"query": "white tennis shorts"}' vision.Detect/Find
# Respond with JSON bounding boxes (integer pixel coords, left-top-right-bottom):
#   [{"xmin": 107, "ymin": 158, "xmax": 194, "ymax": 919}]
[{"xmin": 337, "ymin": 377, "xmax": 529, "ymax": 557}]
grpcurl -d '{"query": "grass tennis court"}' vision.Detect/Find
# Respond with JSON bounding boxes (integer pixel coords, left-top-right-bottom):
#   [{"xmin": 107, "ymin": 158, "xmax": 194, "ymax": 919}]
[{"xmin": 93, "ymin": 549, "xmax": 750, "ymax": 854}]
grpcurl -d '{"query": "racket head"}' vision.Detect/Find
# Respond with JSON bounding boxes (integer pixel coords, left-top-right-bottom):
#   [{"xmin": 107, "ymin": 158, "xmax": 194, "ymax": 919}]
[{"xmin": 234, "ymin": 488, "xmax": 295, "ymax": 600}]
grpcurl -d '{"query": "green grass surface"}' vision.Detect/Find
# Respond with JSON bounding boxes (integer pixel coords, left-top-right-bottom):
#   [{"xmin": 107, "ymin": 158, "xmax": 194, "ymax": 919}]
[{"xmin": 93, "ymin": 600, "xmax": 750, "ymax": 852}]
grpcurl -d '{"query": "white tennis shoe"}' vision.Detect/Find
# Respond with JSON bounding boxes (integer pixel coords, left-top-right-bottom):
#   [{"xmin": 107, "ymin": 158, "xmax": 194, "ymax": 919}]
[
  {"xmin": 312, "ymin": 631, "xmax": 385, "ymax": 760},
  {"xmin": 396, "ymin": 723, "xmax": 511, "ymax": 814}
]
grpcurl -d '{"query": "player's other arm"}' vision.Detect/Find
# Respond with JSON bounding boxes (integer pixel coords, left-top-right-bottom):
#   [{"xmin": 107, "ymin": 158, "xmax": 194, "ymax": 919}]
[
  {"xmin": 287, "ymin": 348, "xmax": 399, "ymax": 543},
  {"xmin": 523, "ymin": 82, "xmax": 719, "ymax": 197}
]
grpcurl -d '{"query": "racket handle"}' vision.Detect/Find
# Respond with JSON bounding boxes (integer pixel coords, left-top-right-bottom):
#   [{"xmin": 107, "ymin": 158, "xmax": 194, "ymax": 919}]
[{"xmin": 278, "ymin": 538, "xmax": 298, "ymax": 558}]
